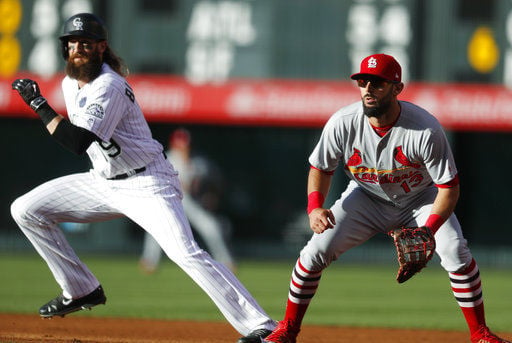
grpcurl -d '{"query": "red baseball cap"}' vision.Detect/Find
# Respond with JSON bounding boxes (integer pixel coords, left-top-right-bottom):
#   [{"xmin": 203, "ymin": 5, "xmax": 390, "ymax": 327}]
[{"xmin": 350, "ymin": 54, "xmax": 401, "ymax": 83}]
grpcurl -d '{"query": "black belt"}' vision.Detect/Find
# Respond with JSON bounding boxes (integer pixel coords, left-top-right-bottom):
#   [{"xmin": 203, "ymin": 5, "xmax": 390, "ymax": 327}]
[
  {"xmin": 107, "ymin": 167, "xmax": 146, "ymax": 180},
  {"xmin": 106, "ymin": 152, "xmax": 166, "ymax": 180}
]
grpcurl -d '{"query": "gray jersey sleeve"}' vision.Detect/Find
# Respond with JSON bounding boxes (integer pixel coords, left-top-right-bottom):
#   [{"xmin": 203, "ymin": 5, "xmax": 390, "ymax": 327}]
[
  {"xmin": 422, "ymin": 126, "xmax": 458, "ymax": 185},
  {"xmin": 308, "ymin": 103, "xmax": 361, "ymax": 172},
  {"xmin": 309, "ymin": 119, "xmax": 342, "ymax": 172}
]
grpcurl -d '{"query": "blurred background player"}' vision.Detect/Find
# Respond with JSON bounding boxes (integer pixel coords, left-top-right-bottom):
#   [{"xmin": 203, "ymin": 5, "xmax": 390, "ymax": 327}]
[{"xmin": 139, "ymin": 128, "xmax": 236, "ymax": 273}]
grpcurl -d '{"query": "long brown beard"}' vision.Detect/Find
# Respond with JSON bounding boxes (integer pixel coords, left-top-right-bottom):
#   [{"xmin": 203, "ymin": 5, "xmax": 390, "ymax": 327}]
[{"xmin": 66, "ymin": 51, "xmax": 103, "ymax": 81}]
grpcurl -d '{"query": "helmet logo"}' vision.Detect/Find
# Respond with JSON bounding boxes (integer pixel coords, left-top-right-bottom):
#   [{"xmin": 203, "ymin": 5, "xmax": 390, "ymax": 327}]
[
  {"xmin": 72, "ymin": 17, "xmax": 84, "ymax": 30},
  {"xmin": 367, "ymin": 57, "xmax": 377, "ymax": 69}
]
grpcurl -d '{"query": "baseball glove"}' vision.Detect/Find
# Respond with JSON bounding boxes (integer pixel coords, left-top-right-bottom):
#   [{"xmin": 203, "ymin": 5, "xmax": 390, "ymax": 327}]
[{"xmin": 388, "ymin": 226, "xmax": 436, "ymax": 283}]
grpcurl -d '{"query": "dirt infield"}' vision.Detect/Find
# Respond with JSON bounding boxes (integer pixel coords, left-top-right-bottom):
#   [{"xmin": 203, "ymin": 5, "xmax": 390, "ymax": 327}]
[{"xmin": 1, "ymin": 313, "xmax": 511, "ymax": 343}]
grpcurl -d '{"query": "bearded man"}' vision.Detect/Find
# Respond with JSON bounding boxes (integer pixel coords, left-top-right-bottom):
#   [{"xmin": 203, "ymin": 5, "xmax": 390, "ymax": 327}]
[{"xmin": 11, "ymin": 13, "xmax": 276, "ymax": 343}]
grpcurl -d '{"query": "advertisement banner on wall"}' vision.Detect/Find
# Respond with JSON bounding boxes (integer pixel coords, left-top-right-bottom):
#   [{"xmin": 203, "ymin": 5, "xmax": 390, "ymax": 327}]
[{"xmin": 2, "ymin": 75, "xmax": 512, "ymax": 131}]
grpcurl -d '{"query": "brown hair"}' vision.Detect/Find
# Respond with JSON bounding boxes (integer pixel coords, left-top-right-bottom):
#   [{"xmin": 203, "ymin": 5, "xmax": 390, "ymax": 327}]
[{"xmin": 103, "ymin": 46, "xmax": 129, "ymax": 77}]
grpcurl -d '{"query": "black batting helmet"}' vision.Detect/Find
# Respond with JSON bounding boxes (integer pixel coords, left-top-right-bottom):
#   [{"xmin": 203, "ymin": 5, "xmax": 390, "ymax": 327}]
[{"xmin": 59, "ymin": 13, "xmax": 108, "ymax": 60}]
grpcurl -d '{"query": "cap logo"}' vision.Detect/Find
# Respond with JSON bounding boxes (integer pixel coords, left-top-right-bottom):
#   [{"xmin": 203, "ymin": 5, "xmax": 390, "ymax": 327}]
[
  {"xmin": 367, "ymin": 57, "xmax": 377, "ymax": 69},
  {"xmin": 72, "ymin": 17, "xmax": 84, "ymax": 30}
]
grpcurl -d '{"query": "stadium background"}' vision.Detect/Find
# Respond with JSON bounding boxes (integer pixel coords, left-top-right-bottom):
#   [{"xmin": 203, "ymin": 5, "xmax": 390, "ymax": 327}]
[{"xmin": 1, "ymin": 0, "xmax": 512, "ymax": 267}]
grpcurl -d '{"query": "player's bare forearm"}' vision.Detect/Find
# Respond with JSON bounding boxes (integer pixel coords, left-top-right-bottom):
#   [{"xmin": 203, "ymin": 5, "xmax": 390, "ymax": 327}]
[
  {"xmin": 307, "ymin": 168, "xmax": 336, "ymax": 233},
  {"xmin": 430, "ymin": 185, "xmax": 459, "ymax": 220},
  {"xmin": 307, "ymin": 167, "xmax": 333, "ymax": 195},
  {"xmin": 46, "ymin": 116, "xmax": 64, "ymax": 134}
]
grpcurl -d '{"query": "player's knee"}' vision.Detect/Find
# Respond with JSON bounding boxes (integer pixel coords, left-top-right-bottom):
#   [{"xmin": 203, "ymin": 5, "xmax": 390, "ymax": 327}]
[
  {"xmin": 299, "ymin": 250, "xmax": 333, "ymax": 271},
  {"xmin": 436, "ymin": 239, "xmax": 473, "ymax": 273},
  {"xmin": 10, "ymin": 196, "xmax": 37, "ymax": 227},
  {"xmin": 11, "ymin": 197, "xmax": 26, "ymax": 225}
]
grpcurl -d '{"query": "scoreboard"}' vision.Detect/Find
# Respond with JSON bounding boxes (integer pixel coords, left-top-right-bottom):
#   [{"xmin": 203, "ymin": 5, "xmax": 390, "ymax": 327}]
[{"xmin": 4, "ymin": 0, "xmax": 512, "ymax": 86}]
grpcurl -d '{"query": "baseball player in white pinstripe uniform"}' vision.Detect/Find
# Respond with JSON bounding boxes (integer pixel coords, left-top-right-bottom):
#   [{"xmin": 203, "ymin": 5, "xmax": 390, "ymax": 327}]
[
  {"xmin": 11, "ymin": 13, "xmax": 274, "ymax": 343},
  {"xmin": 263, "ymin": 54, "xmax": 510, "ymax": 343}
]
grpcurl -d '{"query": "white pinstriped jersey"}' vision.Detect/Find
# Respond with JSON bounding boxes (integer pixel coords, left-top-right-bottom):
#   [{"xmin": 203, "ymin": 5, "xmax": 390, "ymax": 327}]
[
  {"xmin": 62, "ymin": 63, "xmax": 163, "ymax": 178},
  {"xmin": 309, "ymin": 101, "xmax": 458, "ymax": 208},
  {"xmin": 12, "ymin": 57, "xmax": 275, "ymax": 336}
]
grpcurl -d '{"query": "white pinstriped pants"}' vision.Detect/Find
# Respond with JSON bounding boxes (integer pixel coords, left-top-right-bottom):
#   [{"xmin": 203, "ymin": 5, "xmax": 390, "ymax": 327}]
[{"xmin": 10, "ymin": 155, "xmax": 275, "ymax": 335}]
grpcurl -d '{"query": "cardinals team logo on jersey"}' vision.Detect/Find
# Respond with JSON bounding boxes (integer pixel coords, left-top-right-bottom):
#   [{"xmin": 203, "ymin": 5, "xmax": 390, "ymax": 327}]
[
  {"xmin": 394, "ymin": 146, "xmax": 421, "ymax": 169},
  {"xmin": 345, "ymin": 146, "xmax": 424, "ymax": 188},
  {"xmin": 346, "ymin": 148, "xmax": 362, "ymax": 166}
]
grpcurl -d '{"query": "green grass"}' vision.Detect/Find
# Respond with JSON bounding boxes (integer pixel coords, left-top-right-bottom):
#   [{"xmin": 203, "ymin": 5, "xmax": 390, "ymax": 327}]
[{"xmin": 1, "ymin": 253, "xmax": 511, "ymax": 332}]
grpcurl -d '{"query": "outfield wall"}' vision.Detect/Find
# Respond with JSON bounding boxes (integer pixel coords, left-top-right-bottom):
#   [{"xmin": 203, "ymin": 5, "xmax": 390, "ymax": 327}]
[{"xmin": 1, "ymin": 119, "xmax": 512, "ymax": 267}]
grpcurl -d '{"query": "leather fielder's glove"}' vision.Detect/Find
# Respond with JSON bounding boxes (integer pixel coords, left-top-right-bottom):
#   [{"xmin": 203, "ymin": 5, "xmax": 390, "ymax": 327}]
[{"xmin": 388, "ymin": 226, "xmax": 436, "ymax": 283}]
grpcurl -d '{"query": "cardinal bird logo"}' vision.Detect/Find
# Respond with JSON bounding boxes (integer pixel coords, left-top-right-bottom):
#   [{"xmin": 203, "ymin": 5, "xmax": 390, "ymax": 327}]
[
  {"xmin": 347, "ymin": 148, "xmax": 362, "ymax": 166},
  {"xmin": 394, "ymin": 146, "xmax": 421, "ymax": 169}
]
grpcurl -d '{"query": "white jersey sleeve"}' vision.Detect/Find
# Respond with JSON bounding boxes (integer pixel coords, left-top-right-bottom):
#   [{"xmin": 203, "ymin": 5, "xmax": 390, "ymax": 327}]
[{"xmin": 62, "ymin": 64, "xmax": 163, "ymax": 178}]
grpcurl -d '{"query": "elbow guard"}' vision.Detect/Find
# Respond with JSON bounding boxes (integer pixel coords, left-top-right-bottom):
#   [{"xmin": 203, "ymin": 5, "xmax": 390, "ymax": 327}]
[{"xmin": 52, "ymin": 119, "xmax": 98, "ymax": 154}]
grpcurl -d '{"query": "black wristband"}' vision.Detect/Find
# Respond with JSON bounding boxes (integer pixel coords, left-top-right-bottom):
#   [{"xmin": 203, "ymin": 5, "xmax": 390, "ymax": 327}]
[
  {"xmin": 29, "ymin": 96, "xmax": 47, "ymax": 111},
  {"xmin": 32, "ymin": 99, "xmax": 58, "ymax": 125}
]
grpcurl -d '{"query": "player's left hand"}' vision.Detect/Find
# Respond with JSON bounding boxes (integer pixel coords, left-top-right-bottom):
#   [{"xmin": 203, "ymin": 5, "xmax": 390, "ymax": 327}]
[
  {"xmin": 12, "ymin": 79, "xmax": 42, "ymax": 106},
  {"xmin": 389, "ymin": 226, "xmax": 436, "ymax": 283},
  {"xmin": 308, "ymin": 208, "xmax": 336, "ymax": 234}
]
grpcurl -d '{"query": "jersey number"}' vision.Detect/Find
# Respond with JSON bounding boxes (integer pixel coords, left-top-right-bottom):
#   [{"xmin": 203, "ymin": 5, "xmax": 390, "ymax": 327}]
[
  {"xmin": 125, "ymin": 83, "xmax": 135, "ymax": 103},
  {"xmin": 400, "ymin": 181, "xmax": 411, "ymax": 193},
  {"xmin": 99, "ymin": 138, "xmax": 121, "ymax": 158},
  {"xmin": 400, "ymin": 174, "xmax": 423, "ymax": 193}
]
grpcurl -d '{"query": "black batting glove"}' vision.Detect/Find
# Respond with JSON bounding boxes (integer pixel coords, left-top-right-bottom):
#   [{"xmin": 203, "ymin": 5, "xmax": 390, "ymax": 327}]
[{"xmin": 12, "ymin": 78, "xmax": 48, "ymax": 111}]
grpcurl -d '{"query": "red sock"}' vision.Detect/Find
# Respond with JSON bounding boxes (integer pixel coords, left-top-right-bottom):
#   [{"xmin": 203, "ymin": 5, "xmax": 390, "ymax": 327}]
[
  {"xmin": 449, "ymin": 259, "xmax": 486, "ymax": 334},
  {"xmin": 282, "ymin": 258, "xmax": 322, "ymax": 327},
  {"xmin": 283, "ymin": 299, "xmax": 309, "ymax": 326},
  {"xmin": 461, "ymin": 303, "xmax": 486, "ymax": 334}
]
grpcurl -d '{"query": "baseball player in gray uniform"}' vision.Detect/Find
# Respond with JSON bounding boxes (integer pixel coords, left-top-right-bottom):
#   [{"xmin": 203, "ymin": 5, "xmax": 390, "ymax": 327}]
[
  {"xmin": 263, "ymin": 54, "xmax": 510, "ymax": 343},
  {"xmin": 11, "ymin": 13, "xmax": 274, "ymax": 343}
]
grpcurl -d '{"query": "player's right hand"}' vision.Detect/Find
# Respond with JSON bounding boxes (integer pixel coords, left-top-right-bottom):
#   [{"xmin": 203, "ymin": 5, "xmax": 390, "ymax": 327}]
[
  {"xmin": 12, "ymin": 79, "xmax": 42, "ymax": 106},
  {"xmin": 308, "ymin": 208, "xmax": 336, "ymax": 234}
]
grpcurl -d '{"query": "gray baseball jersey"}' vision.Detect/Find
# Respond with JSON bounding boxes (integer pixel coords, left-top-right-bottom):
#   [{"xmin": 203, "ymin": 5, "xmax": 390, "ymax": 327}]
[
  {"xmin": 301, "ymin": 100, "xmax": 471, "ymax": 275},
  {"xmin": 309, "ymin": 100, "xmax": 458, "ymax": 208}
]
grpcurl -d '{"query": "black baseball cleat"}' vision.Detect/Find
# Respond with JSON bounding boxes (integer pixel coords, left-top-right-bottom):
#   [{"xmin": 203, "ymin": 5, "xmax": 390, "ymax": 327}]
[
  {"xmin": 237, "ymin": 329, "xmax": 273, "ymax": 343},
  {"xmin": 39, "ymin": 285, "xmax": 107, "ymax": 318}
]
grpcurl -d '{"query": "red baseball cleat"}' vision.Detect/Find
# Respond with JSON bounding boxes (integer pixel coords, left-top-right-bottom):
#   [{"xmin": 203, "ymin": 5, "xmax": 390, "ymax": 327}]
[
  {"xmin": 471, "ymin": 325, "xmax": 511, "ymax": 343},
  {"xmin": 263, "ymin": 320, "xmax": 300, "ymax": 343}
]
